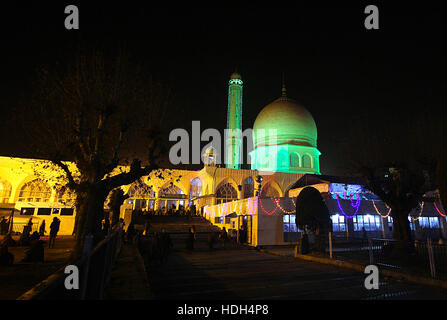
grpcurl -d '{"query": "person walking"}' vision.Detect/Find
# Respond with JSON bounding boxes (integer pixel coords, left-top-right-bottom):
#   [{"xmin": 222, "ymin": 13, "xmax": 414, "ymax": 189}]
[
  {"xmin": 186, "ymin": 226, "xmax": 196, "ymax": 251},
  {"xmin": 159, "ymin": 228, "xmax": 173, "ymax": 264},
  {"xmin": 39, "ymin": 220, "xmax": 46, "ymax": 237},
  {"xmin": 103, "ymin": 216, "xmax": 110, "ymax": 235},
  {"xmin": 207, "ymin": 232, "xmax": 217, "ymax": 251},
  {"xmin": 48, "ymin": 217, "xmax": 60, "ymax": 248},
  {"xmin": 219, "ymin": 227, "xmax": 228, "ymax": 249}
]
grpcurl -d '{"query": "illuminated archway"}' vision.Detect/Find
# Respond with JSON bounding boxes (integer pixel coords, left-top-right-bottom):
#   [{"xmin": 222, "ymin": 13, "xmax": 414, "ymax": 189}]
[
  {"xmin": 0, "ymin": 178, "xmax": 12, "ymax": 203},
  {"xmin": 261, "ymin": 181, "xmax": 282, "ymax": 197},
  {"xmin": 18, "ymin": 179, "xmax": 52, "ymax": 202},
  {"xmin": 190, "ymin": 177, "xmax": 203, "ymax": 198},
  {"xmin": 243, "ymin": 176, "xmax": 254, "ymax": 199},
  {"xmin": 216, "ymin": 182, "xmax": 238, "ymax": 204}
]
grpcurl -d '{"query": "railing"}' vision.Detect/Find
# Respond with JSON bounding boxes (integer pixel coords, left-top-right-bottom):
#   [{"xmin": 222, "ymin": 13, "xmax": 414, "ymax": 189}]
[
  {"xmin": 11, "ymin": 222, "xmax": 39, "ymax": 234},
  {"xmin": 17, "ymin": 224, "xmax": 123, "ymax": 300},
  {"xmin": 322, "ymin": 233, "xmax": 447, "ymax": 279}
]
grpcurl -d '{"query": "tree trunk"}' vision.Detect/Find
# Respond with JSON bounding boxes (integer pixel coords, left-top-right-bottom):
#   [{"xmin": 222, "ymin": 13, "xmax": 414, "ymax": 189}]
[
  {"xmin": 70, "ymin": 186, "xmax": 108, "ymax": 261},
  {"xmin": 390, "ymin": 208, "xmax": 414, "ymax": 258}
]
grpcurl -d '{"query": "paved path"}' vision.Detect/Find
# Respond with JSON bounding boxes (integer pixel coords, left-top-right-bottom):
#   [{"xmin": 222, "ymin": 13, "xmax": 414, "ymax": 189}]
[
  {"xmin": 105, "ymin": 243, "xmax": 152, "ymax": 300},
  {"xmin": 147, "ymin": 240, "xmax": 447, "ymax": 300},
  {"xmin": 0, "ymin": 236, "xmax": 75, "ymax": 300}
]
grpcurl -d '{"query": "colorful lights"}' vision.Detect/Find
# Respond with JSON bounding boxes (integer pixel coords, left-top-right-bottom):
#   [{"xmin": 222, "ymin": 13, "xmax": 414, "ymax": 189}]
[
  {"xmin": 259, "ymin": 197, "xmax": 278, "ymax": 215},
  {"xmin": 275, "ymin": 198, "xmax": 295, "ymax": 214},
  {"xmin": 434, "ymin": 202, "xmax": 447, "ymax": 217},
  {"xmin": 409, "ymin": 202, "xmax": 424, "ymax": 221},
  {"xmin": 372, "ymin": 200, "xmax": 391, "ymax": 218},
  {"xmin": 335, "ymin": 193, "xmax": 361, "ymax": 218},
  {"xmin": 258, "ymin": 197, "xmax": 297, "ymax": 215},
  {"xmin": 229, "ymin": 79, "xmax": 243, "ymax": 85}
]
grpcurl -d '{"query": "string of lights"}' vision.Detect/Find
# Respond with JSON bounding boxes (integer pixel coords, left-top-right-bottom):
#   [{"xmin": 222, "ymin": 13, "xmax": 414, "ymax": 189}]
[
  {"xmin": 259, "ymin": 197, "xmax": 278, "ymax": 215},
  {"xmin": 372, "ymin": 199, "xmax": 391, "ymax": 218},
  {"xmin": 434, "ymin": 202, "xmax": 446, "ymax": 217},
  {"xmin": 409, "ymin": 202, "xmax": 424, "ymax": 221},
  {"xmin": 274, "ymin": 198, "xmax": 295, "ymax": 214},
  {"xmin": 335, "ymin": 193, "xmax": 361, "ymax": 218}
]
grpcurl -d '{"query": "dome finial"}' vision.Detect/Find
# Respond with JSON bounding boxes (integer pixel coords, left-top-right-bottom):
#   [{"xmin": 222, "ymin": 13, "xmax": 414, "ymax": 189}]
[{"xmin": 281, "ymin": 72, "xmax": 287, "ymax": 97}]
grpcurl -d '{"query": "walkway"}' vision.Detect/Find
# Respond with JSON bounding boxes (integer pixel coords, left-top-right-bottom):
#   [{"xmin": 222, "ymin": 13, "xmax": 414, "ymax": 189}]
[
  {"xmin": 0, "ymin": 236, "xmax": 75, "ymax": 300},
  {"xmin": 144, "ymin": 217, "xmax": 447, "ymax": 300}
]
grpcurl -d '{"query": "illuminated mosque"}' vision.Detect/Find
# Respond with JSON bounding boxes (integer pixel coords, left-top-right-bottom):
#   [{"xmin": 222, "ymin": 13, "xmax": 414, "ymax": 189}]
[{"xmin": 1, "ymin": 72, "xmax": 446, "ymax": 245}]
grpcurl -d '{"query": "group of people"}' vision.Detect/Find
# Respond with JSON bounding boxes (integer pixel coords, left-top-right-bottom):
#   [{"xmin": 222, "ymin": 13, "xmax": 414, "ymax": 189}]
[
  {"xmin": 131, "ymin": 204, "xmax": 199, "ymax": 219},
  {"xmin": 138, "ymin": 228, "xmax": 173, "ymax": 265},
  {"xmin": 0, "ymin": 216, "xmax": 61, "ymax": 266}
]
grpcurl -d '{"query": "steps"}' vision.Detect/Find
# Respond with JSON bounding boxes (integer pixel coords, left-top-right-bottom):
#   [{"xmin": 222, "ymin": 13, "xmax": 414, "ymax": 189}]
[{"xmin": 143, "ymin": 216, "xmax": 222, "ymax": 234}]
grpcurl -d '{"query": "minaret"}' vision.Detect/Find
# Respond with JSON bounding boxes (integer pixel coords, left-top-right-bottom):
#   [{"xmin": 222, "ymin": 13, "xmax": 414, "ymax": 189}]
[{"xmin": 226, "ymin": 71, "xmax": 243, "ymax": 169}]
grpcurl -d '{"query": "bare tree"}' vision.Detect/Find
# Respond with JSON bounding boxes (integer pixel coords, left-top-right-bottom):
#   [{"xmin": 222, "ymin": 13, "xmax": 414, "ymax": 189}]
[
  {"xmin": 19, "ymin": 49, "xmax": 173, "ymax": 259},
  {"xmin": 342, "ymin": 112, "xmax": 442, "ymax": 256}
]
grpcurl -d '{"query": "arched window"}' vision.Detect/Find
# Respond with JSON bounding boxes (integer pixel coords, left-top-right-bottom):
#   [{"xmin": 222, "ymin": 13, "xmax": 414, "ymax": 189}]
[
  {"xmin": 0, "ymin": 178, "xmax": 12, "ymax": 203},
  {"xmin": 277, "ymin": 150, "xmax": 288, "ymax": 169},
  {"xmin": 128, "ymin": 182, "xmax": 155, "ymax": 198},
  {"xmin": 243, "ymin": 177, "xmax": 254, "ymax": 198},
  {"xmin": 261, "ymin": 182, "xmax": 280, "ymax": 197},
  {"xmin": 190, "ymin": 177, "xmax": 202, "ymax": 198},
  {"xmin": 216, "ymin": 183, "xmax": 238, "ymax": 204},
  {"xmin": 302, "ymin": 154, "xmax": 312, "ymax": 168},
  {"xmin": 18, "ymin": 179, "xmax": 52, "ymax": 202},
  {"xmin": 160, "ymin": 184, "xmax": 184, "ymax": 197},
  {"xmin": 290, "ymin": 153, "xmax": 299, "ymax": 168}
]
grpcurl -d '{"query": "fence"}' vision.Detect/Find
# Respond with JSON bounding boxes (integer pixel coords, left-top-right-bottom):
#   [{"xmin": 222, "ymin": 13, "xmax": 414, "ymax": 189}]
[
  {"xmin": 17, "ymin": 224, "xmax": 123, "ymax": 300},
  {"xmin": 323, "ymin": 232, "xmax": 447, "ymax": 279},
  {"xmin": 11, "ymin": 222, "xmax": 39, "ymax": 234}
]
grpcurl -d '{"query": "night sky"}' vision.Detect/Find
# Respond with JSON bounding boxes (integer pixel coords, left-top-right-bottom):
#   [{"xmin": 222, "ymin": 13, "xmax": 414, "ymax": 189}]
[{"xmin": 0, "ymin": 2, "xmax": 445, "ymax": 175}]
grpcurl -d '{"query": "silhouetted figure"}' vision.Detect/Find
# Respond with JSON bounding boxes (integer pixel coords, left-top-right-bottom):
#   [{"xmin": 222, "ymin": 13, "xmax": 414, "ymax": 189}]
[
  {"xmin": 186, "ymin": 226, "xmax": 196, "ymax": 250},
  {"xmin": 219, "ymin": 227, "xmax": 228, "ymax": 248},
  {"xmin": 362, "ymin": 227, "xmax": 368, "ymax": 246},
  {"xmin": 22, "ymin": 240, "xmax": 44, "ymax": 262},
  {"xmin": 151, "ymin": 232, "xmax": 160, "ymax": 264},
  {"xmin": 143, "ymin": 221, "xmax": 151, "ymax": 236},
  {"xmin": 19, "ymin": 220, "xmax": 33, "ymax": 246},
  {"xmin": 207, "ymin": 232, "xmax": 218, "ymax": 251},
  {"xmin": 39, "ymin": 220, "xmax": 46, "ymax": 236},
  {"xmin": 126, "ymin": 223, "xmax": 136, "ymax": 243},
  {"xmin": 103, "ymin": 216, "xmax": 110, "ymax": 235},
  {"xmin": 0, "ymin": 244, "xmax": 14, "ymax": 265},
  {"xmin": 0, "ymin": 218, "xmax": 8, "ymax": 235},
  {"xmin": 30, "ymin": 231, "xmax": 40, "ymax": 242},
  {"xmin": 159, "ymin": 229, "xmax": 173, "ymax": 263},
  {"xmin": 49, "ymin": 217, "xmax": 60, "ymax": 248}
]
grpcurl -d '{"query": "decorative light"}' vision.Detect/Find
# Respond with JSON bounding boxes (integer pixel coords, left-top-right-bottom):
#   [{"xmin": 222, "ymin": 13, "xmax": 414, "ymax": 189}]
[
  {"xmin": 409, "ymin": 202, "xmax": 424, "ymax": 221},
  {"xmin": 372, "ymin": 200, "xmax": 391, "ymax": 218},
  {"xmin": 434, "ymin": 202, "xmax": 447, "ymax": 217},
  {"xmin": 275, "ymin": 198, "xmax": 295, "ymax": 214},
  {"xmin": 259, "ymin": 197, "xmax": 278, "ymax": 215},
  {"xmin": 335, "ymin": 193, "xmax": 361, "ymax": 218},
  {"xmin": 247, "ymin": 197, "xmax": 257, "ymax": 216}
]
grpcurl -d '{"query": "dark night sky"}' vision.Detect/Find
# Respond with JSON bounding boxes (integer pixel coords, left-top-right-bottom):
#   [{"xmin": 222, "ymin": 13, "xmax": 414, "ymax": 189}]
[{"xmin": 0, "ymin": 2, "xmax": 446, "ymax": 175}]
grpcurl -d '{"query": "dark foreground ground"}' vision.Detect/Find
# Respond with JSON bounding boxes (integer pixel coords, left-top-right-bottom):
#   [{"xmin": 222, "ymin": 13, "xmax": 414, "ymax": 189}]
[
  {"xmin": 146, "ymin": 237, "xmax": 447, "ymax": 300},
  {"xmin": 0, "ymin": 236, "xmax": 74, "ymax": 300}
]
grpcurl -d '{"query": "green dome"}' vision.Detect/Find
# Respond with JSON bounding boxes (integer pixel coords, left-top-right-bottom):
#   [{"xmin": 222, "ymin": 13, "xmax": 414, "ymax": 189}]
[{"xmin": 253, "ymin": 96, "xmax": 317, "ymax": 149}]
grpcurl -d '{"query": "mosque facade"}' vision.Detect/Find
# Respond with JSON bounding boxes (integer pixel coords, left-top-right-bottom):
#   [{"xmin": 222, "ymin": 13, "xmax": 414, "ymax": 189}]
[{"xmin": 1, "ymin": 72, "xmax": 445, "ymax": 244}]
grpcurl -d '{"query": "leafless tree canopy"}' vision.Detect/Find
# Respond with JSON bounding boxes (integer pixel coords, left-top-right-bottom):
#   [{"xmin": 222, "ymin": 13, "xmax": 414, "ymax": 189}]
[{"xmin": 21, "ymin": 50, "xmax": 171, "ymax": 180}]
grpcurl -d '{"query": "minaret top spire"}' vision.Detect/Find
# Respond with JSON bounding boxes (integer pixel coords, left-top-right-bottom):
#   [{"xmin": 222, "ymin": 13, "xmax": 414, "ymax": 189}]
[{"xmin": 281, "ymin": 72, "xmax": 287, "ymax": 97}]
